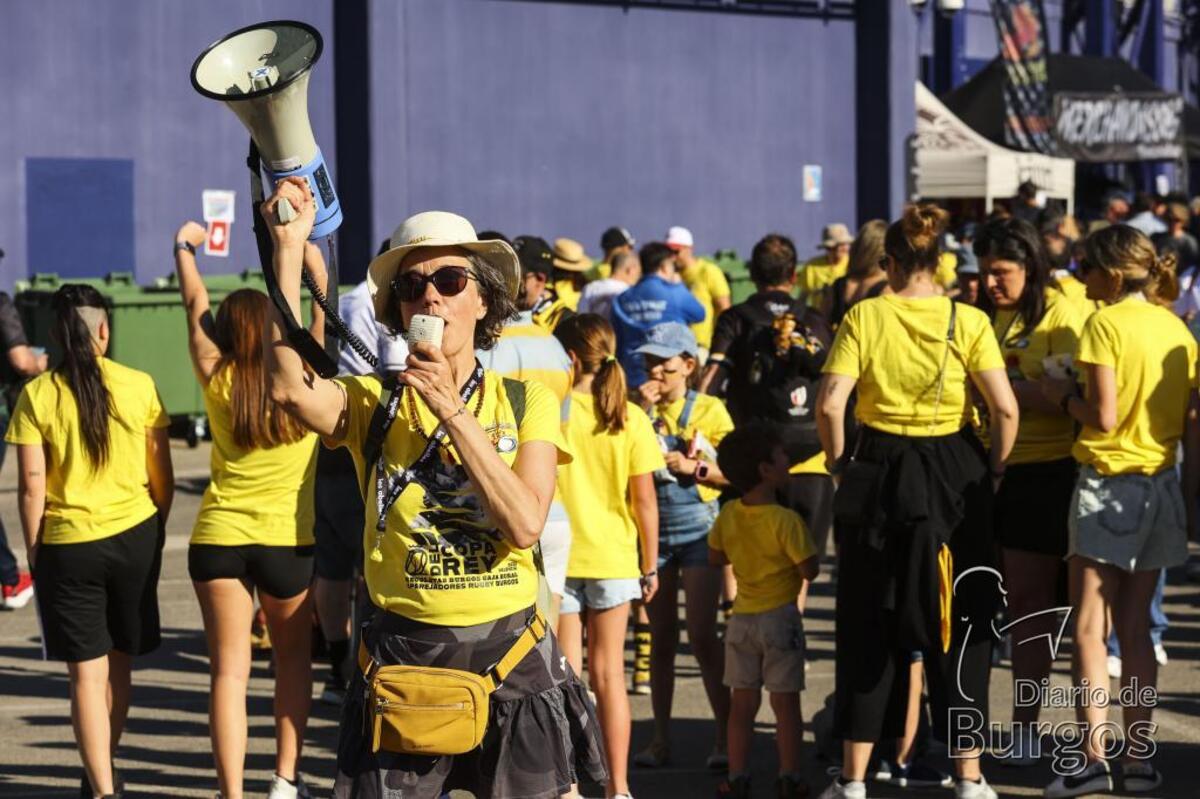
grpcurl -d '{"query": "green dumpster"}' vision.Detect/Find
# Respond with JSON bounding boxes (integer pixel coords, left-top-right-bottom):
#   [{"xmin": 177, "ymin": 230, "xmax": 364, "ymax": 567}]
[
  {"xmin": 712, "ymin": 250, "xmax": 755, "ymax": 304},
  {"xmin": 16, "ymin": 271, "xmax": 313, "ymax": 446}
]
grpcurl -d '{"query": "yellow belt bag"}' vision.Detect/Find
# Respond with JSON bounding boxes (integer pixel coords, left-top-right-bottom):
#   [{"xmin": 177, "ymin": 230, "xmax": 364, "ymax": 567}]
[{"xmin": 358, "ymin": 610, "xmax": 548, "ymax": 756}]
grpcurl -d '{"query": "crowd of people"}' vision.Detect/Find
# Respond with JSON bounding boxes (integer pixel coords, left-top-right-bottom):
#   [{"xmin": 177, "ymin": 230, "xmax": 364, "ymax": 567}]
[{"xmin": 1, "ymin": 176, "xmax": 1199, "ymax": 799}]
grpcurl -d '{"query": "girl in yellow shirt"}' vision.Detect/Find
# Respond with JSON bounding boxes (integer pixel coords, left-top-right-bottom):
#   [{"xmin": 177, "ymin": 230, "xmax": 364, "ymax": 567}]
[
  {"xmin": 1039, "ymin": 226, "xmax": 1196, "ymax": 796},
  {"xmin": 631, "ymin": 322, "xmax": 733, "ymax": 771},
  {"xmin": 7, "ymin": 285, "xmax": 173, "ymax": 798},
  {"xmin": 555, "ymin": 313, "xmax": 662, "ymax": 799},
  {"xmin": 174, "ymin": 222, "xmax": 323, "ymax": 799},
  {"xmin": 977, "ymin": 219, "xmax": 1091, "ymax": 762}
]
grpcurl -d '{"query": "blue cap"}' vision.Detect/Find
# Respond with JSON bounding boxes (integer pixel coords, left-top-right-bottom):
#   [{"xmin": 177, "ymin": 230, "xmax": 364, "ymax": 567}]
[{"xmin": 635, "ymin": 322, "xmax": 699, "ymax": 360}]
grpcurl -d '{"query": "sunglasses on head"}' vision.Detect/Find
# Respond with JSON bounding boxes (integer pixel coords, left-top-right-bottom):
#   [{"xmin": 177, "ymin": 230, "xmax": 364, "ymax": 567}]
[{"xmin": 391, "ymin": 266, "xmax": 477, "ymax": 303}]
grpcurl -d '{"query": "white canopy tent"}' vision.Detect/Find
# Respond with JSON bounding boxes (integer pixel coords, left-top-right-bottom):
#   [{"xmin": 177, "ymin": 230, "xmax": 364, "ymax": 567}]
[{"xmin": 912, "ymin": 82, "xmax": 1075, "ymax": 215}]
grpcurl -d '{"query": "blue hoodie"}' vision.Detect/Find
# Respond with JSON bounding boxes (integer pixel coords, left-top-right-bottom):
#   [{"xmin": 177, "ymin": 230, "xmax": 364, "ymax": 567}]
[{"xmin": 610, "ymin": 274, "xmax": 705, "ymax": 386}]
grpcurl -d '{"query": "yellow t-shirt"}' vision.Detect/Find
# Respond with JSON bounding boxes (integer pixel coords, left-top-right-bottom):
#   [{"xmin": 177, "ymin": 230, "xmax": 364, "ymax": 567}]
[
  {"xmin": 650, "ymin": 391, "xmax": 734, "ymax": 504},
  {"xmin": 707, "ymin": 500, "xmax": 816, "ymax": 615},
  {"xmin": 5, "ymin": 358, "xmax": 168, "ymax": 545},
  {"xmin": 1053, "ymin": 273, "xmax": 1088, "ymax": 303},
  {"xmin": 191, "ymin": 366, "xmax": 318, "ymax": 547},
  {"xmin": 532, "ymin": 296, "xmax": 574, "ymax": 332},
  {"xmin": 560, "ymin": 393, "xmax": 665, "ymax": 579},
  {"xmin": 935, "ymin": 252, "xmax": 958, "ymax": 290},
  {"xmin": 799, "ymin": 255, "xmax": 848, "ymax": 309},
  {"xmin": 992, "ymin": 293, "xmax": 1091, "ymax": 464},
  {"xmin": 823, "ymin": 295, "xmax": 1005, "ymax": 437},
  {"xmin": 681, "ymin": 258, "xmax": 732, "ymax": 349},
  {"xmin": 1072, "ymin": 298, "xmax": 1198, "ymax": 476},
  {"xmin": 788, "ymin": 450, "xmax": 828, "ymax": 475},
  {"xmin": 552, "ymin": 279, "xmax": 581, "ymax": 312},
  {"xmin": 335, "ymin": 371, "xmax": 571, "ymax": 625}
]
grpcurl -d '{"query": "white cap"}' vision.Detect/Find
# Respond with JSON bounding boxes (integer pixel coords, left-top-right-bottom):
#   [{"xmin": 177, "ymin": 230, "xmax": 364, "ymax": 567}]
[{"xmin": 665, "ymin": 226, "xmax": 694, "ymax": 249}]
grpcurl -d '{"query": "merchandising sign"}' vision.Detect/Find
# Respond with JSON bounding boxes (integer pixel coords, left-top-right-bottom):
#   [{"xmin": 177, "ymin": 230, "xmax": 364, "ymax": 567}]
[{"xmin": 1053, "ymin": 92, "xmax": 1184, "ymax": 162}]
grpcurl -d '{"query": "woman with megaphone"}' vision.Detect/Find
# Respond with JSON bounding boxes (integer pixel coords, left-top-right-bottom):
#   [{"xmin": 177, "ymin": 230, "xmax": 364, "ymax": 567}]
[
  {"xmin": 172, "ymin": 221, "xmax": 325, "ymax": 799},
  {"xmin": 260, "ymin": 177, "xmax": 606, "ymax": 799}
]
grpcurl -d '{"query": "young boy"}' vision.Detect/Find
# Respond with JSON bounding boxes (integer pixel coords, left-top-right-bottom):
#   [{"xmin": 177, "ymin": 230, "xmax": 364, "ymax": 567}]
[{"xmin": 710, "ymin": 422, "xmax": 819, "ymax": 799}]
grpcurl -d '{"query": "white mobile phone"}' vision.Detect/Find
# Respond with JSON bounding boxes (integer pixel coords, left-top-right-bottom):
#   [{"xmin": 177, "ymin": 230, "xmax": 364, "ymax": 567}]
[{"xmin": 407, "ymin": 314, "xmax": 445, "ymax": 350}]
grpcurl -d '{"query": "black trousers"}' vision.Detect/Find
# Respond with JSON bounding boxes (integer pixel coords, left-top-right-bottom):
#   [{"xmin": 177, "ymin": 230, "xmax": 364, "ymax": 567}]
[{"xmin": 832, "ymin": 427, "xmax": 1000, "ymax": 746}]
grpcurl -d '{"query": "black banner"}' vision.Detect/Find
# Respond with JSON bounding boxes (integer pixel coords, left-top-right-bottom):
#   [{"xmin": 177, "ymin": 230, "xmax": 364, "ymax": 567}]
[
  {"xmin": 1053, "ymin": 92, "xmax": 1185, "ymax": 162},
  {"xmin": 989, "ymin": 0, "xmax": 1055, "ymax": 154}
]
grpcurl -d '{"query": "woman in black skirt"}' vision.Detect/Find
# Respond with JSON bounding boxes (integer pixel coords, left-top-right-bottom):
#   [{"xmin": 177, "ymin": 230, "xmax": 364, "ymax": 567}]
[
  {"xmin": 976, "ymin": 219, "xmax": 1092, "ymax": 764},
  {"xmin": 815, "ymin": 204, "xmax": 1019, "ymax": 799},
  {"xmin": 260, "ymin": 177, "xmax": 605, "ymax": 799}
]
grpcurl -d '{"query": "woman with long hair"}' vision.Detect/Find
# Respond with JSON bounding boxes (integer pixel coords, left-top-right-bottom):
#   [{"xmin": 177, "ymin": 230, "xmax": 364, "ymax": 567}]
[
  {"xmin": 8, "ymin": 284, "xmax": 173, "ymax": 799},
  {"xmin": 822, "ymin": 220, "xmax": 890, "ymax": 328},
  {"xmin": 975, "ymin": 219, "xmax": 1092, "ymax": 765},
  {"xmin": 260, "ymin": 179, "xmax": 606, "ymax": 798},
  {"xmin": 173, "ymin": 221, "xmax": 323, "ymax": 799},
  {"xmin": 1039, "ymin": 226, "xmax": 1195, "ymax": 797},
  {"xmin": 816, "ymin": 204, "xmax": 1019, "ymax": 799},
  {"xmin": 555, "ymin": 313, "xmax": 662, "ymax": 799}
]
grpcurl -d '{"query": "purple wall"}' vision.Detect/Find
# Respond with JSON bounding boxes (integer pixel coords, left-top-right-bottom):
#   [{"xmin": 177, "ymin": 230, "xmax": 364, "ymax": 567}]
[
  {"xmin": 0, "ymin": 0, "xmax": 337, "ymax": 290},
  {"xmin": 367, "ymin": 0, "xmax": 859, "ymax": 263}
]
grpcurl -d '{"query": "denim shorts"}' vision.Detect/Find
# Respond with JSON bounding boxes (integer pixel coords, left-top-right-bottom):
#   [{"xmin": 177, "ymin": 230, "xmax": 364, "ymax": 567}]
[
  {"xmin": 1070, "ymin": 465, "xmax": 1188, "ymax": 572},
  {"xmin": 657, "ymin": 536, "xmax": 712, "ymax": 570},
  {"xmin": 560, "ymin": 577, "xmax": 642, "ymax": 614}
]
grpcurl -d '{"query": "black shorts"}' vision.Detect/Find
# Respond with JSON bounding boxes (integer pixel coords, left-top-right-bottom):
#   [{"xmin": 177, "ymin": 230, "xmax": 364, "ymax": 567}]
[
  {"xmin": 34, "ymin": 515, "xmax": 162, "ymax": 662},
  {"xmin": 314, "ymin": 446, "xmax": 365, "ymax": 581},
  {"xmin": 188, "ymin": 543, "xmax": 314, "ymax": 599},
  {"xmin": 995, "ymin": 458, "xmax": 1077, "ymax": 557}
]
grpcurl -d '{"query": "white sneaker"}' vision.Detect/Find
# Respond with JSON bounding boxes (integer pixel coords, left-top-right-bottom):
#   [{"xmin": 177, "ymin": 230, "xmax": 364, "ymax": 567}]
[
  {"xmin": 816, "ymin": 779, "xmax": 867, "ymax": 799},
  {"xmin": 611, "ymin": 794, "xmax": 635, "ymax": 799},
  {"xmin": 1107, "ymin": 655, "xmax": 1122, "ymax": 679},
  {"xmin": 1044, "ymin": 760, "xmax": 1113, "ymax": 798},
  {"xmin": 1154, "ymin": 643, "xmax": 1168, "ymax": 666},
  {"xmin": 1004, "ymin": 727, "xmax": 1041, "ymax": 767},
  {"xmin": 955, "ymin": 776, "xmax": 998, "ymax": 799},
  {"xmin": 266, "ymin": 774, "xmax": 310, "ymax": 799}
]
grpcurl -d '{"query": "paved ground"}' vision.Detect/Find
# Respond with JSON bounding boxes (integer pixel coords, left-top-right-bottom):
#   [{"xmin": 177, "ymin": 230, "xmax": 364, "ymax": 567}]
[{"xmin": 0, "ymin": 440, "xmax": 1197, "ymax": 798}]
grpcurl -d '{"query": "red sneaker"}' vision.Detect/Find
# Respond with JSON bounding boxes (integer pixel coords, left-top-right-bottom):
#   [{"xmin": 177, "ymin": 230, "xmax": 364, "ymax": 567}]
[{"xmin": 2, "ymin": 571, "xmax": 33, "ymax": 609}]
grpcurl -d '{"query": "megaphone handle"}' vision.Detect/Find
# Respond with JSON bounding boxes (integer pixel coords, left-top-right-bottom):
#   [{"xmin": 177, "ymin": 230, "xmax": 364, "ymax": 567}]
[{"xmin": 277, "ymin": 197, "xmax": 297, "ymax": 224}]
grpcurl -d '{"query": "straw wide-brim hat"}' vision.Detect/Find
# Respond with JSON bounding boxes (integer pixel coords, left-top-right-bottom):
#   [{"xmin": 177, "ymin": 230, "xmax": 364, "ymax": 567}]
[
  {"xmin": 551, "ymin": 237, "xmax": 593, "ymax": 273},
  {"xmin": 367, "ymin": 211, "xmax": 520, "ymax": 325},
  {"xmin": 819, "ymin": 223, "xmax": 854, "ymax": 249}
]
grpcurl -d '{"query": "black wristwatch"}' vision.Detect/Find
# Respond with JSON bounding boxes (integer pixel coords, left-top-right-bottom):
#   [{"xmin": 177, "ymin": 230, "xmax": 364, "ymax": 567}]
[{"xmin": 174, "ymin": 240, "xmax": 195, "ymax": 256}]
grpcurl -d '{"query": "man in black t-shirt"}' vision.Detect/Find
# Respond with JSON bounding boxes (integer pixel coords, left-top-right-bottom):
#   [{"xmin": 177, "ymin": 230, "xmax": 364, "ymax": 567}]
[
  {"xmin": 0, "ymin": 288, "xmax": 48, "ymax": 609},
  {"xmin": 701, "ymin": 234, "xmax": 834, "ymax": 580}
]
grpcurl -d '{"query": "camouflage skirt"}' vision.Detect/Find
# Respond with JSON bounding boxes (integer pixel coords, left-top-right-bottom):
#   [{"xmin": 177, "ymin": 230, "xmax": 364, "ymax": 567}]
[{"xmin": 333, "ymin": 605, "xmax": 607, "ymax": 798}]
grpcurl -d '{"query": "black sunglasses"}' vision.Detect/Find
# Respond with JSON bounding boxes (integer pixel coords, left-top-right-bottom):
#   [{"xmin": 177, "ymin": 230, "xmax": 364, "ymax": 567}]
[{"xmin": 391, "ymin": 266, "xmax": 477, "ymax": 303}]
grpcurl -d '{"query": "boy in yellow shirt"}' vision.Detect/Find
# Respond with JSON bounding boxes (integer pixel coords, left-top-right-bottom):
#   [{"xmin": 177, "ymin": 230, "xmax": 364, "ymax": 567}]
[{"xmin": 709, "ymin": 422, "xmax": 819, "ymax": 799}]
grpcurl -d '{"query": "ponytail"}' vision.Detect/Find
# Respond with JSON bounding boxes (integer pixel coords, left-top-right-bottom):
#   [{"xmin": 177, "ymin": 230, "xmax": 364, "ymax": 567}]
[
  {"xmin": 1084, "ymin": 224, "xmax": 1178, "ymax": 306},
  {"xmin": 554, "ymin": 314, "xmax": 629, "ymax": 433},
  {"xmin": 1148, "ymin": 250, "xmax": 1179, "ymax": 306},
  {"xmin": 51, "ymin": 285, "xmax": 113, "ymax": 468}
]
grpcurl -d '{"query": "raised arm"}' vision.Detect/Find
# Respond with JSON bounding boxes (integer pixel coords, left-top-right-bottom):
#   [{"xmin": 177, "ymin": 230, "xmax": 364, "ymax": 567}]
[
  {"xmin": 174, "ymin": 222, "xmax": 222, "ymax": 383},
  {"xmin": 261, "ymin": 177, "xmax": 350, "ymax": 441},
  {"xmin": 302, "ymin": 241, "xmax": 328, "ymax": 346}
]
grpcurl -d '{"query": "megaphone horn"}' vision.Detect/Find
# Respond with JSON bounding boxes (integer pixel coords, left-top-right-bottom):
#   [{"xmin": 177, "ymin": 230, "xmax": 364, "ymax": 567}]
[{"xmin": 191, "ymin": 20, "xmax": 341, "ymax": 238}]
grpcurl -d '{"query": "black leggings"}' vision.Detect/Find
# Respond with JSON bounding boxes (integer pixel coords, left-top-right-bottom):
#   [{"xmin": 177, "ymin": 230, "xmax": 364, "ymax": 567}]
[{"xmin": 832, "ymin": 428, "xmax": 1000, "ymax": 746}]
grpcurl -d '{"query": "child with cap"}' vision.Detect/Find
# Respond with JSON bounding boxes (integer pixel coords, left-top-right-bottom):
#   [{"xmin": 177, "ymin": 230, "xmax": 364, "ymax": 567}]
[
  {"xmin": 710, "ymin": 421, "xmax": 819, "ymax": 799},
  {"xmin": 632, "ymin": 322, "xmax": 734, "ymax": 770}
]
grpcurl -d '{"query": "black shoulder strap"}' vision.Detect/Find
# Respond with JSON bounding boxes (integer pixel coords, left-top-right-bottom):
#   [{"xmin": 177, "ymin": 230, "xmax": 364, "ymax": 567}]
[
  {"xmin": 363, "ymin": 375, "xmax": 399, "ymax": 469},
  {"xmin": 502, "ymin": 377, "xmax": 527, "ymax": 428},
  {"xmin": 947, "ymin": 298, "xmax": 958, "ymax": 341}
]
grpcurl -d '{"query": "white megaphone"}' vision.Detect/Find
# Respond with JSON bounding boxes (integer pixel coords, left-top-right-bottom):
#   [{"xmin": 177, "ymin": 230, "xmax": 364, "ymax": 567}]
[{"xmin": 191, "ymin": 20, "xmax": 342, "ymax": 239}]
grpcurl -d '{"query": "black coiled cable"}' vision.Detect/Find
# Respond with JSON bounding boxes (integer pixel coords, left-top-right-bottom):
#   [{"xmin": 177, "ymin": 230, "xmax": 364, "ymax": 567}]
[{"xmin": 302, "ymin": 237, "xmax": 380, "ymax": 371}]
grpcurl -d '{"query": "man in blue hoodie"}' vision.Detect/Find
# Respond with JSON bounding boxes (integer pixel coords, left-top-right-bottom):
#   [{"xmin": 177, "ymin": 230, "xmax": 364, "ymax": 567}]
[{"xmin": 611, "ymin": 241, "xmax": 705, "ymax": 387}]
